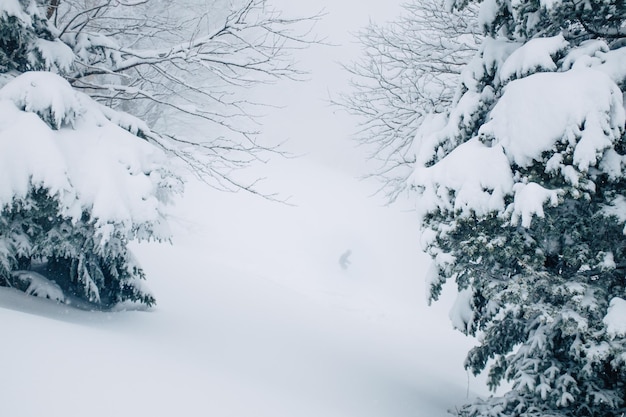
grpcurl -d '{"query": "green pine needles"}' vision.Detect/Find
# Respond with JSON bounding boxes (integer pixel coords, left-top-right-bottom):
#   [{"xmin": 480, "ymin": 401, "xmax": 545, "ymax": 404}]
[{"xmin": 0, "ymin": 188, "xmax": 155, "ymax": 307}]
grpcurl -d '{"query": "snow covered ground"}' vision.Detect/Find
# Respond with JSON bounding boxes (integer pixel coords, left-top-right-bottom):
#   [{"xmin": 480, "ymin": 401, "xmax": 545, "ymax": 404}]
[
  {"xmin": 0, "ymin": 168, "xmax": 484, "ymax": 417},
  {"xmin": 0, "ymin": 2, "xmax": 490, "ymax": 416}
]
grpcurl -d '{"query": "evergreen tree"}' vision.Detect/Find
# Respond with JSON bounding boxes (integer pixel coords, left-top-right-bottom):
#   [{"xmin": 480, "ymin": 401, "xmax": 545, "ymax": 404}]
[
  {"xmin": 0, "ymin": 1, "xmax": 180, "ymax": 308},
  {"xmin": 410, "ymin": 1, "xmax": 626, "ymax": 415}
]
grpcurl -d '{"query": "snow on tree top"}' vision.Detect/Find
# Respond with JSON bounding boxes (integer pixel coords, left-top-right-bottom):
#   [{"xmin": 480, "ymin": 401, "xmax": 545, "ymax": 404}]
[
  {"xmin": 477, "ymin": 0, "xmax": 499, "ymax": 30},
  {"xmin": 498, "ymin": 35, "xmax": 568, "ymax": 83},
  {"xmin": 0, "ymin": 71, "xmax": 81, "ymax": 129},
  {"xmin": 480, "ymin": 68, "xmax": 624, "ymax": 170},
  {"xmin": 0, "ymin": 71, "xmax": 178, "ymax": 243},
  {"xmin": 32, "ymin": 39, "xmax": 75, "ymax": 75},
  {"xmin": 411, "ymin": 137, "xmax": 513, "ymax": 218},
  {"xmin": 412, "ymin": 66, "xmax": 624, "ymax": 228},
  {"xmin": 0, "ymin": 0, "xmax": 32, "ymax": 25}
]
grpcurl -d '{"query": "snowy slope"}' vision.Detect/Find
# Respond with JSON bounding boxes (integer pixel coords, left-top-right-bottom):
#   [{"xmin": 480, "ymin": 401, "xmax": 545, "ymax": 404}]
[{"xmin": 0, "ymin": 164, "xmax": 483, "ymax": 417}]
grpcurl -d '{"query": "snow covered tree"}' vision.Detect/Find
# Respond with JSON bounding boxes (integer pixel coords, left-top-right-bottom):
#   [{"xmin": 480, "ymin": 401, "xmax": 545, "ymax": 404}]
[
  {"xmin": 409, "ymin": 0, "xmax": 626, "ymax": 415},
  {"xmin": 0, "ymin": 0, "xmax": 180, "ymax": 308},
  {"xmin": 0, "ymin": 72, "xmax": 180, "ymax": 307},
  {"xmin": 338, "ymin": 0, "xmax": 480, "ymax": 201}
]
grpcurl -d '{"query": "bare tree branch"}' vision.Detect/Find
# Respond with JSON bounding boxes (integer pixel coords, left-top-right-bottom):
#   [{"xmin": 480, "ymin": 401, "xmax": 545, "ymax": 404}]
[
  {"xmin": 335, "ymin": 0, "xmax": 480, "ymax": 202},
  {"xmin": 51, "ymin": 0, "xmax": 322, "ymax": 196}
]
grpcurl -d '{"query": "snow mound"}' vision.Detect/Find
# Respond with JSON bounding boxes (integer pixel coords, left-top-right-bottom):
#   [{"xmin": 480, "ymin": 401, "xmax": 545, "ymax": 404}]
[
  {"xmin": 499, "ymin": 35, "xmax": 568, "ymax": 83},
  {"xmin": 480, "ymin": 68, "xmax": 624, "ymax": 170},
  {"xmin": 411, "ymin": 138, "xmax": 513, "ymax": 218},
  {"xmin": 0, "ymin": 71, "xmax": 80, "ymax": 129},
  {"xmin": 562, "ymin": 40, "xmax": 608, "ymax": 71}
]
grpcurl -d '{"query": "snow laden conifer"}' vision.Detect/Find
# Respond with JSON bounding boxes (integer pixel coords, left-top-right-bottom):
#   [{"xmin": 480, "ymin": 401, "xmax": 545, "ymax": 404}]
[
  {"xmin": 411, "ymin": 1, "xmax": 626, "ymax": 415},
  {"xmin": 0, "ymin": 1, "xmax": 180, "ymax": 308}
]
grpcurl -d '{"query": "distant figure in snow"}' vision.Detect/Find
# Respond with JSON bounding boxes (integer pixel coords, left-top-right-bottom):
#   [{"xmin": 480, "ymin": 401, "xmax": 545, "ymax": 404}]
[{"xmin": 339, "ymin": 250, "xmax": 352, "ymax": 270}]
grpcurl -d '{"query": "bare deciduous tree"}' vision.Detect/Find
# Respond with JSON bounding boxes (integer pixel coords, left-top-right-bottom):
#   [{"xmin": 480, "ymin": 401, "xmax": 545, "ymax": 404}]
[
  {"xmin": 49, "ymin": 0, "xmax": 321, "ymax": 195},
  {"xmin": 337, "ymin": 0, "xmax": 480, "ymax": 201}
]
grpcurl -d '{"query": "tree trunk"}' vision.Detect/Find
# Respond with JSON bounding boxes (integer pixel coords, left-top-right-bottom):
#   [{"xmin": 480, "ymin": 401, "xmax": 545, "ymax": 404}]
[{"xmin": 46, "ymin": 0, "xmax": 60, "ymax": 19}]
